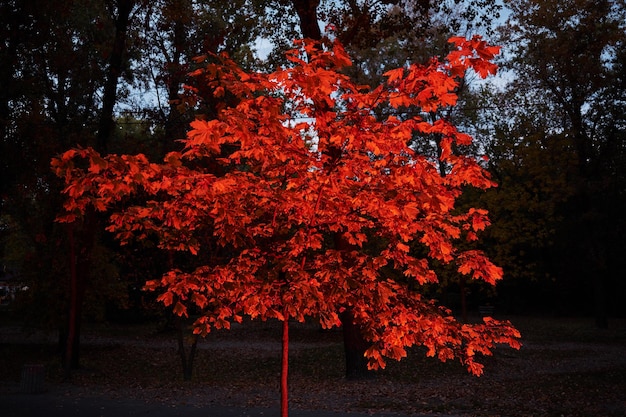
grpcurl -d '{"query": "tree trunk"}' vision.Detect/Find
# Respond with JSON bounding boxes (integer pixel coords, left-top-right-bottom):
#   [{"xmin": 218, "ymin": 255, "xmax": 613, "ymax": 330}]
[
  {"xmin": 162, "ymin": 1, "xmax": 191, "ymax": 155},
  {"xmin": 459, "ymin": 276, "xmax": 468, "ymax": 323},
  {"xmin": 431, "ymin": 112, "xmax": 468, "ymax": 322},
  {"xmin": 340, "ymin": 310, "xmax": 375, "ymax": 380},
  {"xmin": 64, "ymin": 223, "xmax": 78, "ymax": 377},
  {"xmin": 176, "ymin": 316, "xmax": 199, "ymax": 381},
  {"xmin": 290, "ymin": 0, "xmax": 373, "ymax": 380},
  {"xmin": 61, "ymin": 0, "xmax": 135, "ymax": 377},
  {"xmin": 63, "ymin": 214, "xmax": 95, "ymax": 375},
  {"xmin": 281, "ymin": 317, "xmax": 289, "ymax": 417},
  {"xmin": 593, "ymin": 276, "xmax": 608, "ymax": 329},
  {"xmin": 96, "ymin": 0, "xmax": 135, "ymax": 153},
  {"xmin": 291, "ymin": 0, "xmax": 322, "ymax": 40},
  {"xmin": 590, "ymin": 243, "xmax": 608, "ymax": 329},
  {"xmin": 333, "ymin": 231, "xmax": 374, "ymax": 379}
]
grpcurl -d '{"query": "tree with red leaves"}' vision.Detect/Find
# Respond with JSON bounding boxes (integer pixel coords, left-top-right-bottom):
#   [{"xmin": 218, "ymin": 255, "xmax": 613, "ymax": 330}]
[{"xmin": 53, "ymin": 36, "xmax": 520, "ymax": 417}]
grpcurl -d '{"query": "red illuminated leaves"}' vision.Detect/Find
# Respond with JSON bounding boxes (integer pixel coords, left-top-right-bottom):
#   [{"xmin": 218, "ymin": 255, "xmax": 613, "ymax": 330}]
[
  {"xmin": 448, "ymin": 35, "xmax": 502, "ymax": 78},
  {"xmin": 382, "ymin": 46, "xmax": 487, "ymax": 113},
  {"xmin": 53, "ymin": 36, "xmax": 519, "ymax": 377},
  {"xmin": 457, "ymin": 250, "xmax": 503, "ymax": 285}
]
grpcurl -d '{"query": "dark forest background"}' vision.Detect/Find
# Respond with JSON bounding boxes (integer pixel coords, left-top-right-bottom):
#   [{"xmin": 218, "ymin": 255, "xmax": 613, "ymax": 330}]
[{"xmin": 1, "ymin": 0, "xmax": 625, "ymax": 370}]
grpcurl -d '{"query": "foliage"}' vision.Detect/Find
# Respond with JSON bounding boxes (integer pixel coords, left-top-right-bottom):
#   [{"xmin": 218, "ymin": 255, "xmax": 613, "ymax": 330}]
[
  {"xmin": 470, "ymin": 0, "xmax": 626, "ymax": 315},
  {"xmin": 53, "ymin": 36, "xmax": 520, "ymax": 376}
]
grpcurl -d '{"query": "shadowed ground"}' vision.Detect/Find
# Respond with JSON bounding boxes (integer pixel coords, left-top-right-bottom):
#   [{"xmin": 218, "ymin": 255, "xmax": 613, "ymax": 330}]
[
  {"xmin": 1, "ymin": 386, "xmax": 459, "ymax": 417},
  {"xmin": 1, "ymin": 316, "xmax": 625, "ymax": 416}
]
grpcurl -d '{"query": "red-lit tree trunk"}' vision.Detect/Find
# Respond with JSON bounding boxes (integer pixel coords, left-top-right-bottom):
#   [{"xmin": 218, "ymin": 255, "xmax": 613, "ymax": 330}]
[{"xmin": 281, "ymin": 316, "xmax": 289, "ymax": 417}]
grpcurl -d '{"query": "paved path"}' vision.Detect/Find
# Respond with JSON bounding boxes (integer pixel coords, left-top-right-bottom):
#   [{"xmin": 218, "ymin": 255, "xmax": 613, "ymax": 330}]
[{"xmin": 1, "ymin": 389, "xmax": 458, "ymax": 417}]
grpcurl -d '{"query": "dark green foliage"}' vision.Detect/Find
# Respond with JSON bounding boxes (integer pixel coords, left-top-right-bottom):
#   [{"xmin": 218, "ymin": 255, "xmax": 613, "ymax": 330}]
[{"xmin": 467, "ymin": 0, "xmax": 626, "ymax": 319}]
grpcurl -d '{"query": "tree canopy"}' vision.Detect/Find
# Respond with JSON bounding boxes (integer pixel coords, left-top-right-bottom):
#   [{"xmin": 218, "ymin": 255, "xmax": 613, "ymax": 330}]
[{"xmin": 53, "ymin": 37, "xmax": 520, "ymax": 382}]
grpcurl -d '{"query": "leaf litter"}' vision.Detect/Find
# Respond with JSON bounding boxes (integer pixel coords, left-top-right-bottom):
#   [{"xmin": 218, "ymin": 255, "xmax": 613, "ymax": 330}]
[{"xmin": 1, "ymin": 316, "xmax": 625, "ymax": 416}]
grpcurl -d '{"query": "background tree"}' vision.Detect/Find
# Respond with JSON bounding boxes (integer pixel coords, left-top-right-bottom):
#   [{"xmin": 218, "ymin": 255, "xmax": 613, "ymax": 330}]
[
  {"xmin": 0, "ymin": 0, "xmax": 128, "ymax": 372},
  {"xmin": 465, "ymin": 0, "xmax": 626, "ymax": 323},
  {"xmin": 464, "ymin": 85, "xmax": 577, "ymax": 313}
]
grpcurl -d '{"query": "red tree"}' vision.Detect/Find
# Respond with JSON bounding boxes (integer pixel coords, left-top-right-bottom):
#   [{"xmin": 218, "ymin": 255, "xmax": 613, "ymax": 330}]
[{"xmin": 53, "ymin": 36, "xmax": 520, "ymax": 417}]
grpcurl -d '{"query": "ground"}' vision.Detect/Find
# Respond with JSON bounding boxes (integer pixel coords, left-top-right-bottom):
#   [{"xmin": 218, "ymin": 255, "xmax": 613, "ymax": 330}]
[{"xmin": 1, "ymin": 315, "xmax": 625, "ymax": 416}]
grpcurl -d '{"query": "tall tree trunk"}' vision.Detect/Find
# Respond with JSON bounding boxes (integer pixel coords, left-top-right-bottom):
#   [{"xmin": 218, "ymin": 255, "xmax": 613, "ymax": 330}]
[
  {"xmin": 290, "ymin": 2, "xmax": 373, "ymax": 379},
  {"xmin": 589, "ymin": 241, "xmax": 608, "ymax": 329},
  {"xmin": 340, "ymin": 310, "xmax": 375, "ymax": 380},
  {"xmin": 572, "ymin": 111, "xmax": 608, "ymax": 329},
  {"xmin": 64, "ymin": 223, "xmax": 78, "ymax": 377},
  {"xmin": 63, "ymin": 1, "xmax": 135, "ymax": 375},
  {"xmin": 96, "ymin": 0, "xmax": 135, "ymax": 153},
  {"xmin": 162, "ymin": 0, "xmax": 191, "ymax": 155},
  {"xmin": 63, "ymin": 212, "xmax": 95, "ymax": 374},
  {"xmin": 433, "ymin": 118, "xmax": 468, "ymax": 322},
  {"xmin": 593, "ymin": 274, "xmax": 608, "ymax": 329}
]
